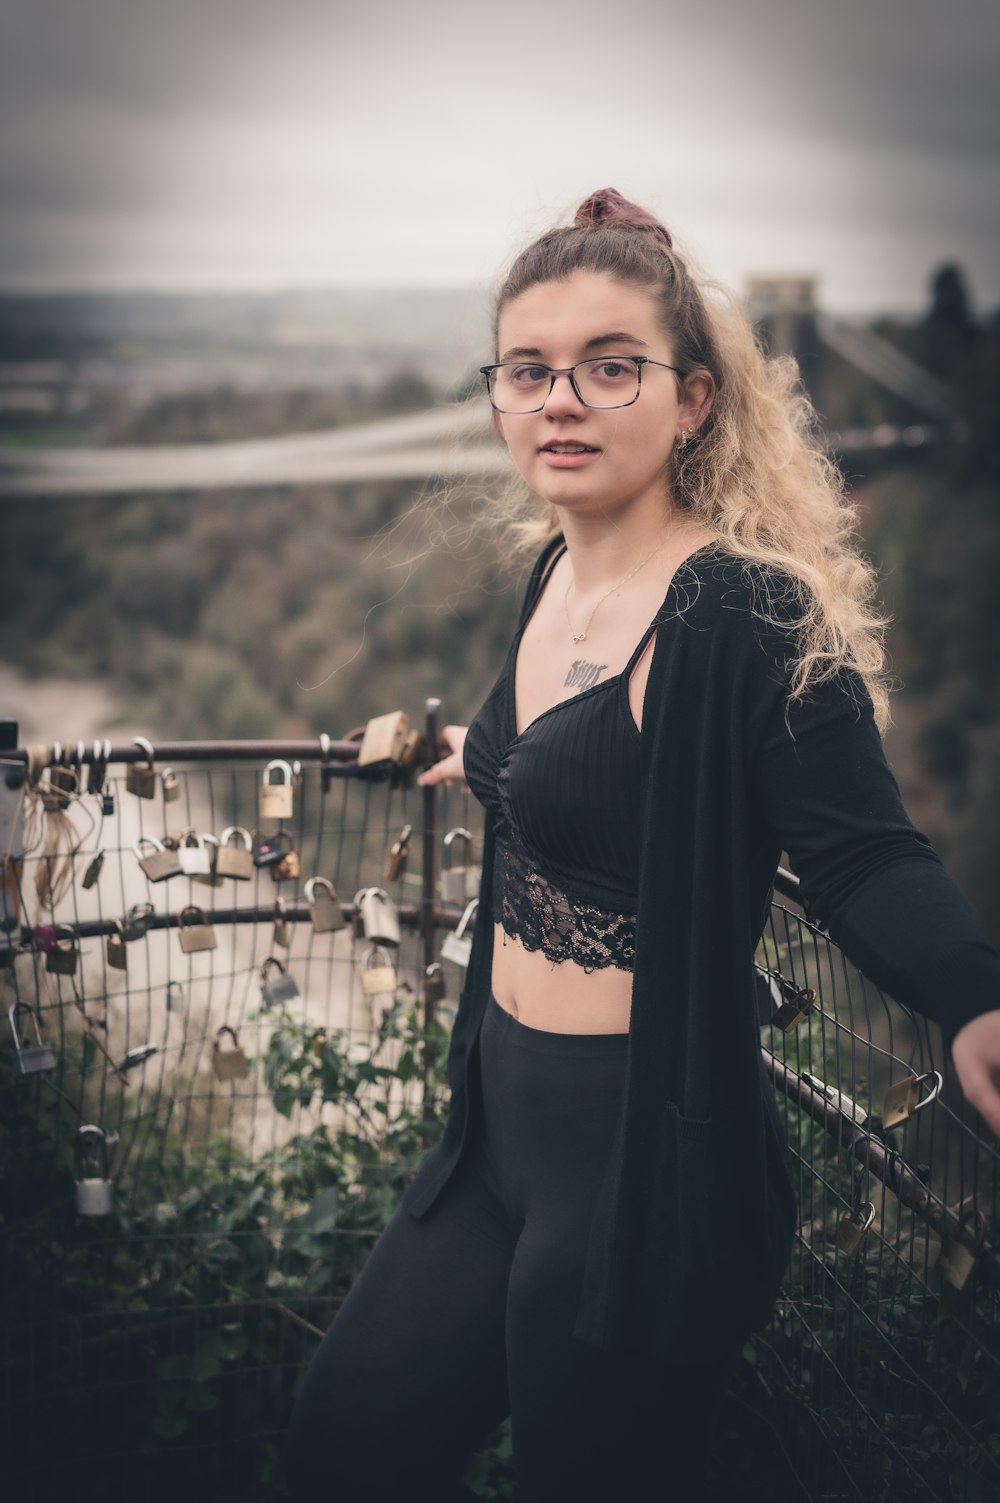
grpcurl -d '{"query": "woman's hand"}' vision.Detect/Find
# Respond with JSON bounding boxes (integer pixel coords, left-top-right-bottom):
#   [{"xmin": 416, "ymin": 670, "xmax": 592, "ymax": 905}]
[
  {"xmin": 950, "ymin": 1010, "xmax": 1000, "ymax": 1137},
  {"xmin": 417, "ymin": 725, "xmax": 469, "ymax": 790}
]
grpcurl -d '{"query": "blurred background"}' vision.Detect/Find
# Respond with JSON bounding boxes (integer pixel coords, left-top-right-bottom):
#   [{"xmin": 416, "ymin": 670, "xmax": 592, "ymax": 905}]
[{"xmin": 1, "ymin": 0, "xmax": 998, "ymax": 938}]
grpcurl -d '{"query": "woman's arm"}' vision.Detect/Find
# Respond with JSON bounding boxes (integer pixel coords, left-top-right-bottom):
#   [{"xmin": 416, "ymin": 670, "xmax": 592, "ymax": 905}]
[{"xmin": 752, "ymin": 664, "xmax": 1000, "ymax": 1135}]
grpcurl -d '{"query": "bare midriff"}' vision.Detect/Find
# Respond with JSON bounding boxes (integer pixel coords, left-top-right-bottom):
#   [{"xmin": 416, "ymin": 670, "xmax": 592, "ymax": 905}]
[{"xmin": 490, "ymin": 924, "xmax": 632, "ymax": 1034}]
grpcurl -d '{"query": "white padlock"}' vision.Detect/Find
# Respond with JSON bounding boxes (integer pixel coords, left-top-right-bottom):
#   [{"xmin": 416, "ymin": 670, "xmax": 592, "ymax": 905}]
[
  {"xmin": 75, "ymin": 1124, "xmax": 113, "ymax": 1216},
  {"xmin": 441, "ymin": 899, "xmax": 478, "ymax": 969}
]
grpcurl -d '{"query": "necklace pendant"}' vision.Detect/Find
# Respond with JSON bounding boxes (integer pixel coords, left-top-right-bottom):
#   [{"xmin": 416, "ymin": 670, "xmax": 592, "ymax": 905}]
[{"xmin": 572, "ymin": 631, "xmax": 587, "ymax": 644}]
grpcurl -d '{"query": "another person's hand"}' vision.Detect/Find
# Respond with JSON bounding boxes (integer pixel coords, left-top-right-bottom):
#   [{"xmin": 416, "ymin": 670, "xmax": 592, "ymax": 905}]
[
  {"xmin": 950, "ymin": 1010, "xmax": 1000, "ymax": 1137},
  {"xmin": 417, "ymin": 725, "xmax": 469, "ymax": 790}
]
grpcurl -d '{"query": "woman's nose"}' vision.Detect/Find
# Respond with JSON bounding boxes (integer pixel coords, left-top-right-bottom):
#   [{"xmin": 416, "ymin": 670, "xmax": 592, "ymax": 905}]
[{"xmin": 543, "ymin": 371, "xmax": 586, "ymax": 416}]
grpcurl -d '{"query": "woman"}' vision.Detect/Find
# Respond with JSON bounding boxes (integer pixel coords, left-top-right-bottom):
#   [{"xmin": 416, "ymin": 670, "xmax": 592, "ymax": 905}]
[{"xmin": 285, "ymin": 189, "xmax": 1000, "ymax": 1502}]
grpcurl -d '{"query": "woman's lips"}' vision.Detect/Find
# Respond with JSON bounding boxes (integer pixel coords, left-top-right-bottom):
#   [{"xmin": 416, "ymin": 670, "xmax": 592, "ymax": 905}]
[{"xmin": 538, "ymin": 443, "xmax": 600, "ymax": 468}]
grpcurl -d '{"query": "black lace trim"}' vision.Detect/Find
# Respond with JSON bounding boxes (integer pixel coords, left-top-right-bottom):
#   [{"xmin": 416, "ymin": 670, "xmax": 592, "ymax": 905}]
[{"xmin": 492, "ymin": 831, "xmax": 636, "ymax": 974}]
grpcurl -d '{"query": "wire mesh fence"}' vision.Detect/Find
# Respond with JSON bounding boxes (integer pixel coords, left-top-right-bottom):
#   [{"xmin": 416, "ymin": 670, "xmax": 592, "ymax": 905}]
[{"xmin": 1, "ymin": 717, "xmax": 997, "ymax": 1502}]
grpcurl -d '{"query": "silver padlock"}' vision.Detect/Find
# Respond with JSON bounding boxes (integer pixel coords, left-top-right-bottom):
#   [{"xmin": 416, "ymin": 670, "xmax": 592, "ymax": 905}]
[
  {"xmin": 260, "ymin": 760, "xmax": 295, "ymax": 821},
  {"xmin": 354, "ymin": 887, "xmax": 401, "ymax": 947},
  {"xmin": 166, "ymin": 981, "xmax": 185, "ymax": 1013},
  {"xmin": 260, "ymin": 956, "xmax": 301, "ymax": 1009},
  {"xmin": 8, "ymin": 1002, "xmax": 56, "ymax": 1075},
  {"xmin": 134, "ymin": 835, "xmax": 182, "ymax": 883},
  {"xmin": 441, "ymin": 828, "xmax": 472, "ymax": 904},
  {"xmin": 123, "ymin": 902, "xmax": 155, "ymax": 941},
  {"xmin": 360, "ymin": 943, "xmax": 397, "ymax": 997},
  {"xmin": 441, "ymin": 898, "xmax": 478, "ymax": 968},
  {"xmin": 305, "ymin": 876, "xmax": 344, "ymax": 933},
  {"xmin": 178, "ymin": 829, "xmax": 213, "ymax": 879},
  {"xmin": 212, "ymin": 1026, "xmax": 250, "ymax": 1082},
  {"xmin": 75, "ymin": 1125, "xmax": 114, "ymax": 1216},
  {"xmin": 177, "ymin": 904, "xmax": 217, "ymax": 954},
  {"xmin": 217, "ymin": 826, "xmax": 254, "ymax": 881}
]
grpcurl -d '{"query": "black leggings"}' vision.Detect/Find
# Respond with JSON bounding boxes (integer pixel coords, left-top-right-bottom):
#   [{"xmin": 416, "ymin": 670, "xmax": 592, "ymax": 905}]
[{"xmin": 284, "ymin": 992, "xmax": 741, "ymax": 1502}]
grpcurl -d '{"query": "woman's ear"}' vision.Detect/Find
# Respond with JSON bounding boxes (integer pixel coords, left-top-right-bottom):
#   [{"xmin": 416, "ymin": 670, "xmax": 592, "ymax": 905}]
[{"xmin": 680, "ymin": 369, "xmax": 716, "ymax": 432}]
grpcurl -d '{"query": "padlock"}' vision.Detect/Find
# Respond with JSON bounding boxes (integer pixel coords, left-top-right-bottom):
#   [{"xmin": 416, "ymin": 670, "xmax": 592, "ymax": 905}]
[
  {"xmin": 166, "ymin": 981, "xmax": 185, "ymax": 1013},
  {"xmin": 441, "ymin": 828, "xmax": 477, "ymax": 904},
  {"xmin": 423, "ymin": 962, "xmax": 447, "ymax": 1006},
  {"xmin": 134, "ymin": 836, "xmax": 183, "ymax": 883},
  {"xmin": 305, "ymin": 876, "xmax": 344, "ymax": 933},
  {"xmin": 801, "ymin": 1073, "xmax": 869, "ymax": 1127},
  {"xmin": 212, "ymin": 1026, "xmax": 250, "ymax": 1081},
  {"xmin": 259, "ymin": 760, "xmax": 295, "ymax": 821},
  {"xmin": 75, "ymin": 1125, "xmax": 114, "ymax": 1216},
  {"xmin": 399, "ymin": 729, "xmax": 427, "ymax": 768},
  {"xmin": 198, "ymin": 834, "xmax": 224, "ymax": 887},
  {"xmin": 160, "ymin": 766, "xmax": 180, "ymax": 803},
  {"xmin": 272, "ymin": 844, "xmax": 301, "ymax": 884},
  {"xmin": 8, "ymin": 1002, "xmax": 56, "ymax": 1075},
  {"xmin": 770, "ymin": 975, "xmax": 817, "ymax": 1033},
  {"xmin": 126, "ymin": 736, "xmax": 157, "ymax": 799},
  {"xmin": 881, "ymin": 1070, "xmax": 943, "ymax": 1131},
  {"xmin": 441, "ymin": 899, "xmax": 478, "ymax": 968},
  {"xmin": 45, "ymin": 923, "xmax": 80, "ymax": 975},
  {"xmin": 177, "ymin": 904, "xmax": 217, "ymax": 954},
  {"xmin": 360, "ymin": 943, "xmax": 397, "ymax": 997},
  {"xmin": 357, "ymin": 710, "xmax": 409, "ymax": 767},
  {"xmin": 260, "ymin": 956, "xmax": 301, "ymax": 1009},
  {"xmin": 81, "ymin": 849, "xmax": 105, "ymax": 889},
  {"xmin": 118, "ymin": 1043, "xmax": 158, "ymax": 1073},
  {"xmin": 273, "ymin": 897, "xmax": 290, "ymax": 948},
  {"xmin": 106, "ymin": 921, "xmax": 128, "ymax": 971},
  {"xmin": 834, "ymin": 1201, "xmax": 876, "ymax": 1256},
  {"xmin": 936, "ymin": 1210, "xmax": 987, "ymax": 1291},
  {"xmin": 123, "ymin": 901, "xmax": 155, "ymax": 941},
  {"xmin": 253, "ymin": 830, "xmax": 287, "ymax": 868},
  {"xmin": 354, "ymin": 887, "xmax": 401, "ymax": 947},
  {"xmin": 384, "ymin": 824, "xmax": 413, "ymax": 883},
  {"xmin": 217, "ymin": 826, "xmax": 254, "ymax": 881},
  {"xmin": 311, "ymin": 1029, "xmax": 327, "ymax": 1057},
  {"xmin": 178, "ymin": 829, "xmax": 213, "ymax": 879}
]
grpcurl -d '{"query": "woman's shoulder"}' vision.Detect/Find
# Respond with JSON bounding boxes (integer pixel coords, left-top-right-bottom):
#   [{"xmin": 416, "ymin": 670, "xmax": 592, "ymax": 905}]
[{"xmin": 669, "ymin": 543, "xmax": 804, "ymax": 635}]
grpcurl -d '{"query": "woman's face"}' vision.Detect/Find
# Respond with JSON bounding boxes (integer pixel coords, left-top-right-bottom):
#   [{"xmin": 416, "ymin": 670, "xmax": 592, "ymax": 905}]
[{"xmin": 493, "ymin": 270, "xmax": 712, "ymax": 521}]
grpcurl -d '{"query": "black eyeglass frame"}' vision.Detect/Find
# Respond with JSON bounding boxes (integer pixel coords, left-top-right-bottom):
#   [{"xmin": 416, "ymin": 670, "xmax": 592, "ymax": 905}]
[{"xmin": 478, "ymin": 355, "xmax": 687, "ymax": 413}]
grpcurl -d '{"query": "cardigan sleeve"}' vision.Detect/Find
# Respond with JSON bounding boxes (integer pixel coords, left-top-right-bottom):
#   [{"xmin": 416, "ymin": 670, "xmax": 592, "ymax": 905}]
[{"xmin": 750, "ymin": 659, "xmax": 1000, "ymax": 1050}]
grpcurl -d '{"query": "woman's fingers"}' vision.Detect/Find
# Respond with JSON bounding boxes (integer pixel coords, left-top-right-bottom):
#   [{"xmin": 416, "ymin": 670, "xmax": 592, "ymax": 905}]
[{"xmin": 417, "ymin": 725, "xmax": 470, "ymax": 789}]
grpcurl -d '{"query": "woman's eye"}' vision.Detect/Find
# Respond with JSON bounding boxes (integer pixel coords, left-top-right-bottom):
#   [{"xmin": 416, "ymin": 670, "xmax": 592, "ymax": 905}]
[
  {"xmin": 594, "ymin": 360, "xmax": 632, "ymax": 380},
  {"xmin": 510, "ymin": 365, "xmax": 549, "ymax": 385}
]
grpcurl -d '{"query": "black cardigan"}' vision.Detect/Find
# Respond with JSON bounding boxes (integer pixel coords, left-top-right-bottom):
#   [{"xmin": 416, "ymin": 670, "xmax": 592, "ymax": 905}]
[{"xmin": 401, "ymin": 534, "xmax": 1000, "ymax": 1363}]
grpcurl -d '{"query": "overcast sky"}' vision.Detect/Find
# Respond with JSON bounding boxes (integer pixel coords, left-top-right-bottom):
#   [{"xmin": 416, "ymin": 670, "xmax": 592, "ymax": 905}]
[{"xmin": 3, "ymin": 0, "xmax": 998, "ymax": 315}]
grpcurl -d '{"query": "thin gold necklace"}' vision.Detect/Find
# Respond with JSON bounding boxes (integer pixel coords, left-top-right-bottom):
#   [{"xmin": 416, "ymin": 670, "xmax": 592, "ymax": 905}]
[{"xmin": 562, "ymin": 532, "xmax": 672, "ymax": 645}]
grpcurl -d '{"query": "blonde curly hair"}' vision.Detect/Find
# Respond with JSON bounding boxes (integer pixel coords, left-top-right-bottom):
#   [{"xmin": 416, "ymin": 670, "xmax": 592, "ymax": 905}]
[{"xmin": 470, "ymin": 188, "xmax": 894, "ymax": 732}]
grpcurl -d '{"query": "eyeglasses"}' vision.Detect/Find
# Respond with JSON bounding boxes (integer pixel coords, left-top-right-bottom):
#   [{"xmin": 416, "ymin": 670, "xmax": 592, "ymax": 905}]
[{"xmin": 479, "ymin": 355, "xmax": 685, "ymax": 414}]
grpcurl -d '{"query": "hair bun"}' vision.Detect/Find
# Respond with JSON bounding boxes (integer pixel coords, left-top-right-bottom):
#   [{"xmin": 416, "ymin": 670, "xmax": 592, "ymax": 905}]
[{"xmin": 573, "ymin": 188, "xmax": 673, "ymax": 248}]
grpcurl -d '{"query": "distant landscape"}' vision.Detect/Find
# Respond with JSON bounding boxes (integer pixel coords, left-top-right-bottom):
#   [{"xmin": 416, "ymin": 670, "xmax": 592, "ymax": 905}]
[{"xmin": 0, "ymin": 274, "xmax": 998, "ymax": 943}]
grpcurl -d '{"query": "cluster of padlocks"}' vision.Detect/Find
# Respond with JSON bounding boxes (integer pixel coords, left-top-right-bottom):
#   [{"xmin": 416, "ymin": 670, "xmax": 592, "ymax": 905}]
[{"xmin": 6, "ymin": 721, "xmax": 484, "ymax": 1220}]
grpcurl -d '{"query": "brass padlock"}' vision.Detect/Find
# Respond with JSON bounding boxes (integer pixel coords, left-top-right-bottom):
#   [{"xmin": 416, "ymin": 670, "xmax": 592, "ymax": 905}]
[
  {"xmin": 217, "ymin": 826, "xmax": 254, "ymax": 881},
  {"xmin": 8, "ymin": 1002, "xmax": 56, "ymax": 1075},
  {"xmin": 46, "ymin": 923, "xmax": 80, "ymax": 976},
  {"xmin": 399, "ymin": 729, "xmax": 427, "ymax": 768},
  {"xmin": 212, "ymin": 1026, "xmax": 250, "ymax": 1082},
  {"xmin": 160, "ymin": 767, "xmax": 180, "ymax": 803},
  {"xmin": 311, "ymin": 1029, "xmax": 327, "ymax": 1057},
  {"xmin": 260, "ymin": 956, "xmax": 301, "ymax": 1009},
  {"xmin": 260, "ymin": 760, "xmax": 295, "ymax": 821},
  {"xmin": 135, "ymin": 836, "xmax": 183, "ymax": 884},
  {"xmin": 881, "ymin": 1070, "xmax": 943, "ymax": 1131},
  {"xmin": 770, "ymin": 978, "xmax": 817, "ymax": 1033},
  {"xmin": 441, "ymin": 899, "xmax": 478, "ymax": 968},
  {"xmin": 834, "ymin": 1201, "xmax": 876, "ymax": 1256},
  {"xmin": 75, "ymin": 1125, "xmax": 114, "ymax": 1216},
  {"xmin": 354, "ymin": 887, "xmax": 401, "ymax": 947},
  {"xmin": 106, "ymin": 921, "xmax": 128, "ymax": 971},
  {"xmin": 357, "ymin": 711, "xmax": 409, "ymax": 767},
  {"xmin": 360, "ymin": 943, "xmax": 397, "ymax": 997},
  {"xmin": 272, "ymin": 845, "xmax": 301, "ymax": 884},
  {"xmin": 423, "ymin": 962, "xmax": 447, "ymax": 1006},
  {"xmin": 384, "ymin": 824, "xmax": 413, "ymax": 883},
  {"xmin": 273, "ymin": 897, "xmax": 290, "ymax": 948},
  {"xmin": 81, "ymin": 849, "xmax": 105, "ymax": 889},
  {"xmin": 178, "ymin": 830, "xmax": 213, "ymax": 880},
  {"xmin": 305, "ymin": 876, "xmax": 344, "ymax": 932},
  {"xmin": 936, "ymin": 1210, "xmax": 988, "ymax": 1291},
  {"xmin": 125, "ymin": 737, "xmax": 157, "ymax": 799},
  {"xmin": 441, "ymin": 828, "xmax": 475, "ymax": 904},
  {"xmin": 177, "ymin": 904, "xmax": 217, "ymax": 954}
]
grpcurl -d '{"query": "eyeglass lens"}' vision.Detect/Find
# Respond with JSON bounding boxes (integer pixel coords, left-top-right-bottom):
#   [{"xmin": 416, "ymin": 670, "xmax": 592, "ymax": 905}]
[{"xmin": 489, "ymin": 357, "xmax": 641, "ymax": 412}]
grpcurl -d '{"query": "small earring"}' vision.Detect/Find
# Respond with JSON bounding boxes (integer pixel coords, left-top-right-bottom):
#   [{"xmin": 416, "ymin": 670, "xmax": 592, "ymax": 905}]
[{"xmin": 675, "ymin": 427, "xmax": 695, "ymax": 454}]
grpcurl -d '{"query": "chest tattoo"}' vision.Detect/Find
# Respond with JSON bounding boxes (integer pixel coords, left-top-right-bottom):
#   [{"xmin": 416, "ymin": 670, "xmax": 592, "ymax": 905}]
[{"xmin": 564, "ymin": 659, "xmax": 609, "ymax": 691}]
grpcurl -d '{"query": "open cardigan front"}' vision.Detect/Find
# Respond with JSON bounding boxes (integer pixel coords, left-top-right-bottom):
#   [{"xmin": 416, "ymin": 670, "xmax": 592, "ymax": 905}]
[{"xmin": 401, "ymin": 535, "xmax": 1000, "ymax": 1363}]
